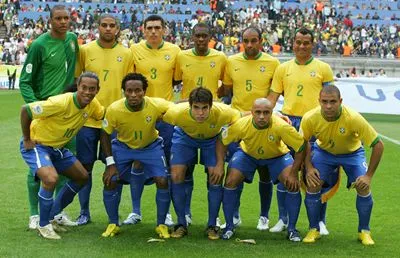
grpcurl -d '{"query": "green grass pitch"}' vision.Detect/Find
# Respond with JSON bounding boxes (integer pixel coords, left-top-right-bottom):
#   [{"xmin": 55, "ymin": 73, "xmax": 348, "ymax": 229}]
[{"xmin": 1, "ymin": 90, "xmax": 399, "ymax": 257}]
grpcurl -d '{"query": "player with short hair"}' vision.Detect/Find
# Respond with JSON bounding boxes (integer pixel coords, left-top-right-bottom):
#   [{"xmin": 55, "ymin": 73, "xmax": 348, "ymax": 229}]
[
  {"xmin": 267, "ymin": 27, "xmax": 335, "ymax": 234},
  {"xmin": 217, "ymin": 98, "xmax": 305, "ymax": 241},
  {"xmin": 74, "ymin": 14, "xmax": 134, "ymax": 226},
  {"xmin": 300, "ymin": 85, "xmax": 384, "ymax": 245},
  {"xmin": 163, "ymin": 87, "xmax": 242, "ymax": 240},
  {"xmin": 174, "ymin": 22, "xmax": 227, "ymax": 225},
  {"xmin": 219, "ymin": 26, "xmax": 280, "ymax": 230},
  {"xmin": 175, "ymin": 23, "xmax": 227, "ymax": 100},
  {"xmin": 19, "ymin": 72, "xmax": 104, "ymax": 240},
  {"xmin": 125, "ymin": 15, "xmax": 180, "ymax": 225},
  {"xmin": 100, "ymin": 73, "xmax": 172, "ymax": 239},
  {"xmin": 19, "ymin": 4, "xmax": 79, "ymax": 229}
]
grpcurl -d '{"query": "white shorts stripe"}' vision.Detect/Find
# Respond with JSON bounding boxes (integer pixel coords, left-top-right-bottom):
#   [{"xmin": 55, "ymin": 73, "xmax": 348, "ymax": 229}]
[{"xmin": 33, "ymin": 147, "xmax": 42, "ymax": 168}]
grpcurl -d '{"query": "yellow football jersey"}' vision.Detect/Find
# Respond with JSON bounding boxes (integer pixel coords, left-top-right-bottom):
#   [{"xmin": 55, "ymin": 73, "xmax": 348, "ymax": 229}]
[
  {"xmin": 174, "ymin": 48, "xmax": 227, "ymax": 100},
  {"xmin": 221, "ymin": 114, "xmax": 305, "ymax": 159},
  {"xmin": 26, "ymin": 93, "xmax": 104, "ymax": 148},
  {"xmin": 300, "ymin": 105, "xmax": 379, "ymax": 155},
  {"xmin": 76, "ymin": 40, "xmax": 134, "ymax": 128},
  {"xmin": 131, "ymin": 40, "xmax": 180, "ymax": 100},
  {"xmin": 270, "ymin": 58, "xmax": 334, "ymax": 117},
  {"xmin": 162, "ymin": 102, "xmax": 241, "ymax": 139},
  {"xmin": 223, "ymin": 52, "xmax": 280, "ymax": 112},
  {"xmin": 103, "ymin": 96, "xmax": 173, "ymax": 149}
]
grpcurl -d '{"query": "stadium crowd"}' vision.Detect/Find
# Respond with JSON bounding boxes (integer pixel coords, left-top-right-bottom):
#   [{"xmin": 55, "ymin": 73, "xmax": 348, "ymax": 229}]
[{"xmin": 0, "ymin": 0, "xmax": 400, "ymax": 66}]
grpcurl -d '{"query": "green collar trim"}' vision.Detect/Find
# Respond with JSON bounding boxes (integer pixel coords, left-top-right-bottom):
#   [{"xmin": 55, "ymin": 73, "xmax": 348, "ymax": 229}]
[
  {"xmin": 146, "ymin": 40, "xmax": 164, "ymax": 49},
  {"xmin": 124, "ymin": 98, "xmax": 145, "ymax": 112},
  {"xmin": 295, "ymin": 56, "xmax": 314, "ymax": 65},
  {"xmin": 192, "ymin": 48, "xmax": 210, "ymax": 56},
  {"xmin": 73, "ymin": 92, "xmax": 82, "ymax": 109},
  {"xmin": 252, "ymin": 118, "xmax": 269, "ymax": 130},
  {"xmin": 96, "ymin": 39, "xmax": 118, "ymax": 49},
  {"xmin": 243, "ymin": 51, "xmax": 262, "ymax": 60}
]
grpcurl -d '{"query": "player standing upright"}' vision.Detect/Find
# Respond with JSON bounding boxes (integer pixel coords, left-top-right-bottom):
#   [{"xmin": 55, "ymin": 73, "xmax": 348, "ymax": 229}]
[
  {"xmin": 19, "ymin": 5, "xmax": 79, "ymax": 229},
  {"xmin": 74, "ymin": 14, "xmax": 134, "ymax": 225},
  {"xmin": 125, "ymin": 15, "xmax": 180, "ymax": 225},
  {"xmin": 219, "ymin": 26, "xmax": 280, "ymax": 230},
  {"xmin": 267, "ymin": 27, "xmax": 335, "ymax": 234},
  {"xmin": 174, "ymin": 23, "xmax": 227, "ymax": 224}
]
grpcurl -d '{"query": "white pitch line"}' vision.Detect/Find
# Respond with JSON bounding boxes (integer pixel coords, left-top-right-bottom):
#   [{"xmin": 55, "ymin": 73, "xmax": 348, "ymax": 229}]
[{"xmin": 380, "ymin": 134, "xmax": 400, "ymax": 146}]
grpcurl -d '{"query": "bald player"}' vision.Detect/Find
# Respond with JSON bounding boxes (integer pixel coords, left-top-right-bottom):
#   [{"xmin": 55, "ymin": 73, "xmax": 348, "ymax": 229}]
[{"xmin": 216, "ymin": 98, "xmax": 306, "ymax": 241}]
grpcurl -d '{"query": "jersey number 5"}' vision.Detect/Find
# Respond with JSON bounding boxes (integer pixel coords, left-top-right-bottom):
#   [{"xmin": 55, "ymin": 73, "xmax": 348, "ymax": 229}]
[{"xmin": 246, "ymin": 80, "xmax": 252, "ymax": 92}]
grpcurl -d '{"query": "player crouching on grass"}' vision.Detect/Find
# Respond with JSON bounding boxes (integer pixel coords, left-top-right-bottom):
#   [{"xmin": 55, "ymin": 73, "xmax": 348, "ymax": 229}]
[
  {"xmin": 301, "ymin": 85, "xmax": 384, "ymax": 245},
  {"xmin": 100, "ymin": 73, "xmax": 172, "ymax": 239},
  {"xmin": 216, "ymin": 98, "xmax": 306, "ymax": 241},
  {"xmin": 19, "ymin": 72, "xmax": 105, "ymax": 240}
]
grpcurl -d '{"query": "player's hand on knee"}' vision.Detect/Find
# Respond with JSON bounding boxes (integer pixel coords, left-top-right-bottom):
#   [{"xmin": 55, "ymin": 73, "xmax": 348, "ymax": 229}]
[
  {"xmin": 23, "ymin": 139, "xmax": 36, "ymax": 150},
  {"xmin": 103, "ymin": 165, "xmax": 119, "ymax": 187},
  {"xmin": 354, "ymin": 175, "xmax": 371, "ymax": 192},
  {"xmin": 306, "ymin": 167, "xmax": 321, "ymax": 187},
  {"xmin": 209, "ymin": 166, "xmax": 224, "ymax": 185},
  {"xmin": 285, "ymin": 174, "xmax": 300, "ymax": 192}
]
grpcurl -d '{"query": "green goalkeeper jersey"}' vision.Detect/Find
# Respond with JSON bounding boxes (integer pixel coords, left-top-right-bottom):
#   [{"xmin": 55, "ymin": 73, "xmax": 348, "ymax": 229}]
[{"xmin": 19, "ymin": 31, "xmax": 79, "ymax": 103}]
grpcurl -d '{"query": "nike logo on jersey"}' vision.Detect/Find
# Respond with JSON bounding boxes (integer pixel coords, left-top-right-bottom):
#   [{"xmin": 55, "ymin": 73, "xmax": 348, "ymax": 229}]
[
  {"xmin": 234, "ymin": 68, "xmax": 240, "ymax": 71},
  {"xmin": 90, "ymin": 58, "xmax": 96, "ymax": 61},
  {"xmin": 286, "ymin": 73, "xmax": 291, "ymax": 76},
  {"xmin": 186, "ymin": 64, "xmax": 191, "ymax": 67},
  {"xmin": 138, "ymin": 57, "xmax": 144, "ymax": 61},
  {"xmin": 50, "ymin": 53, "xmax": 56, "ymax": 57}
]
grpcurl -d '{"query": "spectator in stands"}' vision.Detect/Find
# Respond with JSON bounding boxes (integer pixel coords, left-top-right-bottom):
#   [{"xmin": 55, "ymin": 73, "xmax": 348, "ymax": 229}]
[{"xmin": 372, "ymin": 12, "xmax": 380, "ymax": 20}]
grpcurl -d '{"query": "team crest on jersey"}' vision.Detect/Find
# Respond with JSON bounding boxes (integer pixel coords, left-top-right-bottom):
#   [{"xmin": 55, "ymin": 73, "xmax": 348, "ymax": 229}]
[
  {"xmin": 164, "ymin": 54, "xmax": 171, "ymax": 61},
  {"xmin": 70, "ymin": 41, "xmax": 76, "ymax": 52},
  {"xmin": 310, "ymin": 71, "xmax": 316, "ymax": 77},
  {"xmin": 32, "ymin": 104, "xmax": 43, "ymax": 115},
  {"xmin": 26, "ymin": 63, "xmax": 33, "ymax": 74},
  {"xmin": 221, "ymin": 128, "xmax": 228, "ymax": 139},
  {"xmin": 268, "ymin": 135, "xmax": 275, "ymax": 141},
  {"xmin": 44, "ymin": 155, "xmax": 50, "ymax": 161},
  {"xmin": 82, "ymin": 112, "xmax": 88, "ymax": 119},
  {"xmin": 117, "ymin": 56, "xmax": 122, "ymax": 62},
  {"xmin": 146, "ymin": 116, "xmax": 152, "ymax": 123},
  {"xmin": 210, "ymin": 61, "xmax": 216, "ymax": 68},
  {"xmin": 260, "ymin": 66, "xmax": 266, "ymax": 72},
  {"xmin": 210, "ymin": 124, "xmax": 216, "ymax": 128},
  {"xmin": 102, "ymin": 119, "xmax": 108, "ymax": 128},
  {"xmin": 339, "ymin": 127, "xmax": 346, "ymax": 134}
]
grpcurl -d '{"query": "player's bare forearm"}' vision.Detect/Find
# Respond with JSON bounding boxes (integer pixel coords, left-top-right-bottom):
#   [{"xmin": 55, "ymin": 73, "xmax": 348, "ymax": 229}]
[
  {"xmin": 100, "ymin": 130, "xmax": 113, "ymax": 157},
  {"xmin": 366, "ymin": 140, "xmax": 384, "ymax": 179},
  {"xmin": 266, "ymin": 90, "xmax": 280, "ymax": 108},
  {"xmin": 292, "ymin": 142, "xmax": 307, "ymax": 175},
  {"xmin": 304, "ymin": 143, "xmax": 314, "ymax": 171},
  {"xmin": 20, "ymin": 106, "xmax": 32, "ymax": 141},
  {"xmin": 215, "ymin": 138, "xmax": 227, "ymax": 167}
]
